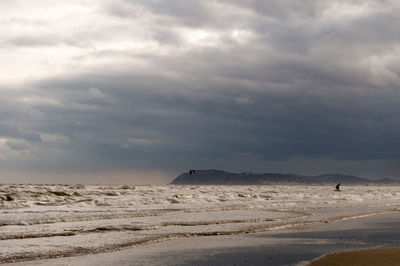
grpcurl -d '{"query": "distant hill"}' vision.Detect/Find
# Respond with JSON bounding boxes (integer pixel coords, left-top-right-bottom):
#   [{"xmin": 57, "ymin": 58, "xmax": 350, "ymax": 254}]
[{"xmin": 170, "ymin": 169, "xmax": 398, "ymax": 185}]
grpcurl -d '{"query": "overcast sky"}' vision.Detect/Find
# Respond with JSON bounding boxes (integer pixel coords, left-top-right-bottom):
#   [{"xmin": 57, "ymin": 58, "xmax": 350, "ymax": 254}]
[{"xmin": 1, "ymin": 0, "xmax": 399, "ymax": 184}]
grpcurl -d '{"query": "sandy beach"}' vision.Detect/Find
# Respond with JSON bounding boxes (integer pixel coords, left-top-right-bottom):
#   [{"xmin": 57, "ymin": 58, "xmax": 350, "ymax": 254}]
[
  {"xmin": 310, "ymin": 248, "xmax": 400, "ymax": 266},
  {"xmin": 5, "ymin": 210, "xmax": 400, "ymax": 266}
]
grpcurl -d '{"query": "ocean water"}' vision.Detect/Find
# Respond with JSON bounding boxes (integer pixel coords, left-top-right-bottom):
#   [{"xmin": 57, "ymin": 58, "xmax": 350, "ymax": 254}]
[{"xmin": 1, "ymin": 184, "xmax": 400, "ymax": 263}]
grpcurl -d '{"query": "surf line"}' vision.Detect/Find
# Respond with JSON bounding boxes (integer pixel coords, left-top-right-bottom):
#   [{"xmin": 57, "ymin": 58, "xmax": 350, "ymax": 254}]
[{"xmin": 2, "ymin": 210, "xmax": 399, "ymax": 264}]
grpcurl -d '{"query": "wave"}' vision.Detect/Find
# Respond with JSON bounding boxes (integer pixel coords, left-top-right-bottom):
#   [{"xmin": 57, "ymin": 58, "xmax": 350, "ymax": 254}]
[
  {"xmin": 1, "ymin": 184, "xmax": 400, "ymax": 263},
  {"xmin": 2, "ymin": 209, "xmax": 398, "ymax": 264}
]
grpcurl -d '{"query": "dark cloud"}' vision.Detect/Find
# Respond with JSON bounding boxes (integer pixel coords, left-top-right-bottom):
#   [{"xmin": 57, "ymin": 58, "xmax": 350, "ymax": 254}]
[
  {"xmin": 1, "ymin": 0, "xmax": 400, "ymax": 182},
  {"xmin": 107, "ymin": 0, "xmax": 213, "ymax": 27},
  {"xmin": 221, "ymin": 0, "xmax": 328, "ymax": 20},
  {"xmin": 26, "ymin": 52, "xmax": 400, "ymax": 170}
]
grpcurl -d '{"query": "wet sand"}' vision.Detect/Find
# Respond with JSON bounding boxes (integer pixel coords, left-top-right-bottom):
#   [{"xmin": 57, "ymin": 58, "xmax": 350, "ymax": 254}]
[
  {"xmin": 310, "ymin": 248, "xmax": 400, "ymax": 266},
  {"xmin": 6, "ymin": 211, "xmax": 400, "ymax": 266}
]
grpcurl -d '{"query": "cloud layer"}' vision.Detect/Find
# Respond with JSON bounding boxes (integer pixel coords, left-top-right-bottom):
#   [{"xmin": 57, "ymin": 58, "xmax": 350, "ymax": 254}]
[{"xmin": 1, "ymin": 0, "xmax": 400, "ymax": 183}]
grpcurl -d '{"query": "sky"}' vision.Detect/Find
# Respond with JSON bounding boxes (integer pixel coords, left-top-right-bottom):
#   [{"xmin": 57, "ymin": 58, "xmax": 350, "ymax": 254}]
[{"xmin": 1, "ymin": 0, "xmax": 400, "ymax": 184}]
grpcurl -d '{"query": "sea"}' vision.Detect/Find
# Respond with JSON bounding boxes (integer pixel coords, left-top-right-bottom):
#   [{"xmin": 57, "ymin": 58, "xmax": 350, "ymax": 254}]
[{"xmin": 1, "ymin": 184, "xmax": 400, "ymax": 263}]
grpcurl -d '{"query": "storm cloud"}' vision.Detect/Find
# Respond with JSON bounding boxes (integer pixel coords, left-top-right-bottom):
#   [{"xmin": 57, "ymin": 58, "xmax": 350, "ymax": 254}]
[{"xmin": 1, "ymin": 0, "xmax": 399, "ymax": 183}]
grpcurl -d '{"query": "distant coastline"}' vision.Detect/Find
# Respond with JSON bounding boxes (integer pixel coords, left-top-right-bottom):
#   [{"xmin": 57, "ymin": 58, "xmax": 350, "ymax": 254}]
[{"xmin": 170, "ymin": 169, "xmax": 398, "ymax": 185}]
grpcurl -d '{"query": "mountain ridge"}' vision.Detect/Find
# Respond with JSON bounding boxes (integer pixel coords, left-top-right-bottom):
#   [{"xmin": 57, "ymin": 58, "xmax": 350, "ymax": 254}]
[{"xmin": 170, "ymin": 169, "xmax": 397, "ymax": 185}]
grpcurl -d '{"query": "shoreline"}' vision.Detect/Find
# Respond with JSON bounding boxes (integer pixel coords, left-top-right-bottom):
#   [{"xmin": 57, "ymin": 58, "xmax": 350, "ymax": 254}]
[{"xmin": 5, "ymin": 211, "xmax": 400, "ymax": 266}]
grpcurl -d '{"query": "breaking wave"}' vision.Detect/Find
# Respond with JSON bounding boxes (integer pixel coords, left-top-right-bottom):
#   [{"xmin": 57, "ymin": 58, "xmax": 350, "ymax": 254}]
[{"xmin": 1, "ymin": 184, "xmax": 400, "ymax": 263}]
